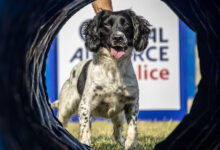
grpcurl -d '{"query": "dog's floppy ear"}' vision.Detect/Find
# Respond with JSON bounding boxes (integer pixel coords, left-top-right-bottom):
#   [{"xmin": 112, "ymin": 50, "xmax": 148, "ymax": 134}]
[
  {"xmin": 83, "ymin": 11, "xmax": 104, "ymax": 52},
  {"xmin": 127, "ymin": 10, "xmax": 151, "ymax": 51}
]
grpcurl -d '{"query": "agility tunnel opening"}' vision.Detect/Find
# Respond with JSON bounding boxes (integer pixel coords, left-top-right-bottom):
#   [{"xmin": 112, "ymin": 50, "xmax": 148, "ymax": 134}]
[{"xmin": 0, "ymin": 0, "xmax": 220, "ymax": 150}]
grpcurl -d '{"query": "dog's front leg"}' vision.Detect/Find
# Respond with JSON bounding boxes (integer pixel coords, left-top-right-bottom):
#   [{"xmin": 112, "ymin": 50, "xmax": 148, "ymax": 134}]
[
  {"xmin": 124, "ymin": 101, "xmax": 139, "ymax": 150},
  {"xmin": 78, "ymin": 95, "xmax": 92, "ymax": 146},
  {"xmin": 111, "ymin": 111, "xmax": 125, "ymax": 145}
]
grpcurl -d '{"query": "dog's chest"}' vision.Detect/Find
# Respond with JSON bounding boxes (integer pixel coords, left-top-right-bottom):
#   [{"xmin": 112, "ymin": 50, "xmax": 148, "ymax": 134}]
[
  {"xmin": 89, "ymin": 64, "xmax": 138, "ymax": 118},
  {"xmin": 91, "ymin": 85, "xmax": 137, "ymax": 118}
]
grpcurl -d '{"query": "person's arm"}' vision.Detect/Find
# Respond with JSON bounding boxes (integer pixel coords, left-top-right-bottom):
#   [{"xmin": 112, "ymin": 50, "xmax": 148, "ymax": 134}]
[{"xmin": 92, "ymin": 0, "xmax": 112, "ymax": 13}]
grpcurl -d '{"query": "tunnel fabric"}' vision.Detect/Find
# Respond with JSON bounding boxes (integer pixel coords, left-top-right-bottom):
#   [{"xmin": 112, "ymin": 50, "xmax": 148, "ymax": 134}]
[
  {"xmin": 0, "ymin": 0, "xmax": 93, "ymax": 149},
  {"xmin": 155, "ymin": 0, "xmax": 220, "ymax": 150}
]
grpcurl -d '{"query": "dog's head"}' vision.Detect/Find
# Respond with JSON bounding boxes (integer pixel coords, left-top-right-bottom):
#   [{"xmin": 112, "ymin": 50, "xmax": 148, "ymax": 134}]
[{"xmin": 84, "ymin": 9, "xmax": 150, "ymax": 60}]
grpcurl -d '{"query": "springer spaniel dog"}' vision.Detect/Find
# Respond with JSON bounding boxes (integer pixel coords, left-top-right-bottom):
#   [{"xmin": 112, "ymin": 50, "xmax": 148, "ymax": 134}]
[{"xmin": 51, "ymin": 9, "xmax": 150, "ymax": 150}]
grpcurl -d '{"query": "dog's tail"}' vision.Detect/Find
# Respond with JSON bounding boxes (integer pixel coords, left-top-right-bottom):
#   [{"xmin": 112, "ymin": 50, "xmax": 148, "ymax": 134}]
[{"xmin": 50, "ymin": 100, "xmax": 59, "ymax": 109}]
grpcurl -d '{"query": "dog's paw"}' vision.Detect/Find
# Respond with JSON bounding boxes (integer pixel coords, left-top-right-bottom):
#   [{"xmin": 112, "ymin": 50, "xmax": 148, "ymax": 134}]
[
  {"xmin": 80, "ymin": 134, "xmax": 91, "ymax": 146},
  {"xmin": 116, "ymin": 136, "xmax": 125, "ymax": 145},
  {"xmin": 81, "ymin": 138, "xmax": 91, "ymax": 146},
  {"xmin": 125, "ymin": 139, "xmax": 137, "ymax": 150}
]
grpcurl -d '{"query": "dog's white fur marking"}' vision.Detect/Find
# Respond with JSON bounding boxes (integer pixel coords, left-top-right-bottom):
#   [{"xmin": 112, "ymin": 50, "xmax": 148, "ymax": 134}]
[{"xmin": 52, "ymin": 47, "xmax": 139, "ymax": 149}]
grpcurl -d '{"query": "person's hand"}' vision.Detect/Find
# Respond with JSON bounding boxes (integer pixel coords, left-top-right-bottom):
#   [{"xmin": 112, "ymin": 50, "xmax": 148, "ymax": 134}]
[{"xmin": 92, "ymin": 0, "xmax": 113, "ymax": 13}]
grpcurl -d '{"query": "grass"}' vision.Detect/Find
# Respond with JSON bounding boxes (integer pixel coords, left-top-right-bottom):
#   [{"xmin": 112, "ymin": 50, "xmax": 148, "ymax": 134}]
[{"xmin": 67, "ymin": 121, "xmax": 179, "ymax": 150}]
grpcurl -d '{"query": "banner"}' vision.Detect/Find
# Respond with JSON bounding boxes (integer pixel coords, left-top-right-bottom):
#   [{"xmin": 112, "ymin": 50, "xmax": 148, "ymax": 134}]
[{"xmin": 53, "ymin": 0, "xmax": 188, "ymax": 120}]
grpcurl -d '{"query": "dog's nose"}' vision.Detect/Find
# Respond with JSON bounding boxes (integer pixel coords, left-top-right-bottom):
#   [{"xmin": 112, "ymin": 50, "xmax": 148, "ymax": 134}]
[
  {"xmin": 112, "ymin": 31, "xmax": 126, "ymax": 42},
  {"xmin": 112, "ymin": 34, "xmax": 123, "ymax": 42}
]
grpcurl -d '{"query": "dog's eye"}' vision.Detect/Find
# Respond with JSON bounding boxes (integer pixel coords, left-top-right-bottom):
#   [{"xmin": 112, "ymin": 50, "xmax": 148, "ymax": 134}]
[
  {"xmin": 124, "ymin": 23, "xmax": 130, "ymax": 28},
  {"xmin": 104, "ymin": 23, "xmax": 111, "ymax": 28}
]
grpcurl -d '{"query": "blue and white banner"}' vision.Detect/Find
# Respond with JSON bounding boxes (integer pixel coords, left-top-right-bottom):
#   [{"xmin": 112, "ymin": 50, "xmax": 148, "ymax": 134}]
[{"xmin": 47, "ymin": 0, "xmax": 190, "ymax": 121}]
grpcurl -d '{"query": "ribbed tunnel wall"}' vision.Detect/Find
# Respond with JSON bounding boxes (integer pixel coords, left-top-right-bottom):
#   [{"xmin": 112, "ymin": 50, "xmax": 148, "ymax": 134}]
[
  {"xmin": 0, "ymin": 0, "xmax": 92, "ymax": 149},
  {"xmin": 155, "ymin": 0, "xmax": 220, "ymax": 150}
]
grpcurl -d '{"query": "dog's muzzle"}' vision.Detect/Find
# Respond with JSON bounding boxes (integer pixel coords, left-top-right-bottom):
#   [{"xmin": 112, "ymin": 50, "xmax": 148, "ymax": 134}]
[
  {"xmin": 110, "ymin": 31, "xmax": 127, "ymax": 60},
  {"xmin": 110, "ymin": 31, "xmax": 127, "ymax": 47}
]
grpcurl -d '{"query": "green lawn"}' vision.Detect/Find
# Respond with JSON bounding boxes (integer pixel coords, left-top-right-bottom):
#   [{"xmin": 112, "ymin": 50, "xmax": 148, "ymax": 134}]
[{"xmin": 67, "ymin": 121, "xmax": 179, "ymax": 150}]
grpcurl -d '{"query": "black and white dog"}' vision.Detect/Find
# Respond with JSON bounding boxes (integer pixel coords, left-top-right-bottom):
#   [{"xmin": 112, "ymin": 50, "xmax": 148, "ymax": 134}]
[{"xmin": 51, "ymin": 9, "xmax": 150, "ymax": 150}]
